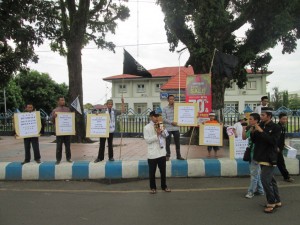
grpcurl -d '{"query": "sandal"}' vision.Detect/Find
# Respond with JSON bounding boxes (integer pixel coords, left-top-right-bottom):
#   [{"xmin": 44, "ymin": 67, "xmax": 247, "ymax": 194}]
[
  {"xmin": 163, "ymin": 188, "xmax": 171, "ymax": 192},
  {"xmin": 263, "ymin": 202, "xmax": 282, "ymax": 208},
  {"xmin": 149, "ymin": 189, "xmax": 157, "ymax": 194},
  {"xmin": 264, "ymin": 206, "xmax": 276, "ymax": 213}
]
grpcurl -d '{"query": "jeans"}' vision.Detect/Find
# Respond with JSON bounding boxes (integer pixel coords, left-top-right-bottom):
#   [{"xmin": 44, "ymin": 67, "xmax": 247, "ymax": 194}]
[
  {"xmin": 166, "ymin": 130, "xmax": 181, "ymax": 158},
  {"xmin": 97, "ymin": 133, "xmax": 114, "ymax": 160},
  {"xmin": 24, "ymin": 137, "xmax": 41, "ymax": 162},
  {"xmin": 56, "ymin": 135, "xmax": 71, "ymax": 161},
  {"xmin": 248, "ymin": 160, "xmax": 264, "ymax": 194},
  {"xmin": 148, "ymin": 156, "xmax": 167, "ymax": 190},
  {"xmin": 261, "ymin": 165, "xmax": 281, "ymax": 204}
]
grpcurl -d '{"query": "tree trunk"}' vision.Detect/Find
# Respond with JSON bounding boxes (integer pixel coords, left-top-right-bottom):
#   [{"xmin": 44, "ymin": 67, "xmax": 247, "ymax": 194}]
[{"xmin": 67, "ymin": 43, "xmax": 87, "ymax": 143}]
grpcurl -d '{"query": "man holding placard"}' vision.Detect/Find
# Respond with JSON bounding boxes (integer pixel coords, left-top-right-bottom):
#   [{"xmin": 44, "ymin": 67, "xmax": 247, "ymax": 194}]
[
  {"xmin": 21, "ymin": 103, "xmax": 42, "ymax": 165},
  {"xmin": 162, "ymin": 95, "xmax": 184, "ymax": 161},
  {"xmin": 51, "ymin": 96, "xmax": 73, "ymax": 165},
  {"xmin": 94, "ymin": 98, "xmax": 125, "ymax": 162}
]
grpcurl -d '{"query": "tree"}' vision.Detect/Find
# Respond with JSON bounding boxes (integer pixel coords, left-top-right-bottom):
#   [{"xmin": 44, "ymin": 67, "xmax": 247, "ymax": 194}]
[
  {"xmin": 271, "ymin": 87, "xmax": 282, "ymax": 110},
  {"xmin": 1, "ymin": 1, "xmax": 130, "ymax": 142},
  {"xmin": 157, "ymin": 0, "xmax": 300, "ymax": 112},
  {"xmin": 84, "ymin": 103, "xmax": 94, "ymax": 110},
  {"xmin": 14, "ymin": 70, "xmax": 68, "ymax": 114},
  {"xmin": 289, "ymin": 97, "xmax": 300, "ymax": 110},
  {"xmin": 2, "ymin": 79, "xmax": 24, "ymax": 111},
  {"xmin": 0, "ymin": 0, "xmax": 56, "ymax": 87}
]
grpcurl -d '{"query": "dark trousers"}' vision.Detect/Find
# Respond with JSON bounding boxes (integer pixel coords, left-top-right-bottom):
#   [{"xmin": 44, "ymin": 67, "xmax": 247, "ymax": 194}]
[
  {"xmin": 166, "ymin": 130, "xmax": 181, "ymax": 158},
  {"xmin": 97, "ymin": 133, "xmax": 114, "ymax": 160},
  {"xmin": 24, "ymin": 137, "xmax": 41, "ymax": 162},
  {"xmin": 56, "ymin": 135, "xmax": 71, "ymax": 161},
  {"xmin": 261, "ymin": 165, "xmax": 281, "ymax": 204},
  {"xmin": 147, "ymin": 156, "xmax": 167, "ymax": 190},
  {"xmin": 277, "ymin": 151, "xmax": 290, "ymax": 180}
]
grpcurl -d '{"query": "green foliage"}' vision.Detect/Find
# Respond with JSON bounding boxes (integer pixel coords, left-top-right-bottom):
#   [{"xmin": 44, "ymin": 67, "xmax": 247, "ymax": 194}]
[
  {"xmin": 14, "ymin": 70, "xmax": 69, "ymax": 114},
  {"xmin": 157, "ymin": 0, "xmax": 300, "ymax": 109},
  {"xmin": 84, "ymin": 103, "xmax": 94, "ymax": 110},
  {"xmin": 0, "ymin": 0, "xmax": 57, "ymax": 87},
  {"xmin": 270, "ymin": 87, "xmax": 289, "ymax": 110},
  {"xmin": 289, "ymin": 96, "xmax": 300, "ymax": 110},
  {"xmin": 2, "ymin": 79, "xmax": 24, "ymax": 111}
]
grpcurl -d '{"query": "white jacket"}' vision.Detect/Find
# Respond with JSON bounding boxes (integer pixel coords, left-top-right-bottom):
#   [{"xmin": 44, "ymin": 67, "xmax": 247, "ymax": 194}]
[{"xmin": 143, "ymin": 121, "xmax": 167, "ymax": 159}]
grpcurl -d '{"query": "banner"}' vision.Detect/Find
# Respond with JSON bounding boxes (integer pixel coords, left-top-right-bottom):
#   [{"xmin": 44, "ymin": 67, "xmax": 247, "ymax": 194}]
[
  {"xmin": 55, "ymin": 112, "xmax": 75, "ymax": 136},
  {"xmin": 199, "ymin": 123, "xmax": 223, "ymax": 146},
  {"xmin": 185, "ymin": 74, "xmax": 212, "ymax": 123},
  {"xmin": 14, "ymin": 111, "xmax": 42, "ymax": 139},
  {"xmin": 86, "ymin": 114, "xmax": 110, "ymax": 138},
  {"xmin": 174, "ymin": 103, "xmax": 198, "ymax": 126}
]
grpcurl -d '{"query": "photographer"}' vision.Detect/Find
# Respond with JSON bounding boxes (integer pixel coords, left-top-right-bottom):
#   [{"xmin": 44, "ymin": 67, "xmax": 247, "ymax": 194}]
[
  {"xmin": 233, "ymin": 114, "xmax": 248, "ymax": 138},
  {"xmin": 250, "ymin": 107, "xmax": 281, "ymax": 213}
]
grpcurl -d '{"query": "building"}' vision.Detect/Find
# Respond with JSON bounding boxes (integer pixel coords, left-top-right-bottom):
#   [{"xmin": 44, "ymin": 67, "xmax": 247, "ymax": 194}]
[{"xmin": 103, "ymin": 66, "xmax": 272, "ymax": 114}]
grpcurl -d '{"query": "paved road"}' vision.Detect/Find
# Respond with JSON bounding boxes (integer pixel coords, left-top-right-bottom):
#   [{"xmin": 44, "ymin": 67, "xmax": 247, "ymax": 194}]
[{"xmin": 0, "ymin": 177, "xmax": 299, "ymax": 225}]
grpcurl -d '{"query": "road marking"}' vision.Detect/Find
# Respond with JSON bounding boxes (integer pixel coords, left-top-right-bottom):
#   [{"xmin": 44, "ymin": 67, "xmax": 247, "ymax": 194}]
[{"xmin": 0, "ymin": 183, "xmax": 299, "ymax": 194}]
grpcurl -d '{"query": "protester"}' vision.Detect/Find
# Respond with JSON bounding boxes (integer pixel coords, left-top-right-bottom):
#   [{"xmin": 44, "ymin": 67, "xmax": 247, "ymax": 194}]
[
  {"xmin": 144, "ymin": 110, "xmax": 171, "ymax": 194},
  {"xmin": 51, "ymin": 96, "xmax": 72, "ymax": 165},
  {"xmin": 277, "ymin": 112, "xmax": 294, "ymax": 182},
  {"xmin": 242, "ymin": 113, "xmax": 264, "ymax": 199},
  {"xmin": 94, "ymin": 98, "xmax": 125, "ymax": 162},
  {"xmin": 254, "ymin": 96, "xmax": 269, "ymax": 114},
  {"xmin": 21, "ymin": 103, "xmax": 42, "ymax": 165},
  {"xmin": 233, "ymin": 114, "xmax": 248, "ymax": 138},
  {"xmin": 251, "ymin": 107, "xmax": 282, "ymax": 213},
  {"xmin": 162, "ymin": 95, "xmax": 184, "ymax": 161},
  {"xmin": 203, "ymin": 112, "xmax": 222, "ymax": 158}
]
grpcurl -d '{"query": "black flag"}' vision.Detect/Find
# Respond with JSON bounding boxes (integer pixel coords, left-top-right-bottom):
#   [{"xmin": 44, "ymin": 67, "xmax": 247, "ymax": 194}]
[
  {"xmin": 212, "ymin": 51, "xmax": 238, "ymax": 79},
  {"xmin": 123, "ymin": 49, "xmax": 152, "ymax": 78}
]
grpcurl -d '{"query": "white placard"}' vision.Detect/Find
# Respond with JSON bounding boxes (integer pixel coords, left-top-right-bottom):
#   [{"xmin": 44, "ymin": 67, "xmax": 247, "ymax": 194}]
[
  {"xmin": 18, "ymin": 112, "xmax": 39, "ymax": 136},
  {"xmin": 58, "ymin": 114, "xmax": 72, "ymax": 133},
  {"xmin": 86, "ymin": 114, "xmax": 110, "ymax": 138},
  {"xmin": 234, "ymin": 137, "xmax": 249, "ymax": 159},
  {"xmin": 203, "ymin": 125, "xmax": 221, "ymax": 145}
]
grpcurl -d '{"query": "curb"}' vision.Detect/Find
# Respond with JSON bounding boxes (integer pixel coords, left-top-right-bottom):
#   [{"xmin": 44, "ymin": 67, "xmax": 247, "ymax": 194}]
[{"xmin": 0, "ymin": 158, "xmax": 299, "ymax": 180}]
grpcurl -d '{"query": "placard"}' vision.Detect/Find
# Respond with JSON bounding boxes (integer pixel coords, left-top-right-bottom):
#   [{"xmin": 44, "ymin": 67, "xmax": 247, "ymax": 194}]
[
  {"xmin": 229, "ymin": 136, "xmax": 249, "ymax": 159},
  {"xmin": 14, "ymin": 111, "xmax": 42, "ymax": 139},
  {"xmin": 55, "ymin": 112, "xmax": 75, "ymax": 136},
  {"xmin": 199, "ymin": 123, "xmax": 223, "ymax": 146},
  {"xmin": 86, "ymin": 114, "xmax": 110, "ymax": 138},
  {"xmin": 174, "ymin": 103, "xmax": 198, "ymax": 126}
]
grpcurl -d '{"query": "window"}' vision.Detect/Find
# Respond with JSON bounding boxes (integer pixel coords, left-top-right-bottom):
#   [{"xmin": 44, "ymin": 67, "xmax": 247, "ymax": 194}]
[
  {"xmin": 155, "ymin": 83, "xmax": 163, "ymax": 92},
  {"xmin": 245, "ymin": 103, "xmax": 259, "ymax": 112},
  {"xmin": 152, "ymin": 103, "xmax": 161, "ymax": 111},
  {"xmin": 118, "ymin": 84, "xmax": 127, "ymax": 93},
  {"xmin": 247, "ymin": 81, "xmax": 257, "ymax": 90},
  {"xmin": 115, "ymin": 103, "xmax": 128, "ymax": 112},
  {"xmin": 224, "ymin": 103, "xmax": 238, "ymax": 113},
  {"xmin": 134, "ymin": 103, "xmax": 147, "ymax": 114},
  {"xmin": 137, "ymin": 84, "xmax": 145, "ymax": 93}
]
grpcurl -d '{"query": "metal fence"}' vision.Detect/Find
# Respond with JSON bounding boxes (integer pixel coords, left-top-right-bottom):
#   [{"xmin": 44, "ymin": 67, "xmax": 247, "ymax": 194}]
[{"xmin": 1, "ymin": 111, "xmax": 300, "ymax": 136}]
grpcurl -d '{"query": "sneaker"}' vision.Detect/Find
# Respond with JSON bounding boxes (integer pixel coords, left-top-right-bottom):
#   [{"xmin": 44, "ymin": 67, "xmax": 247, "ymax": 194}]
[
  {"xmin": 166, "ymin": 157, "xmax": 170, "ymax": 161},
  {"xmin": 35, "ymin": 159, "xmax": 41, "ymax": 164},
  {"xmin": 21, "ymin": 161, "xmax": 30, "ymax": 165},
  {"xmin": 284, "ymin": 177, "xmax": 294, "ymax": 182},
  {"xmin": 67, "ymin": 159, "xmax": 73, "ymax": 163},
  {"xmin": 55, "ymin": 161, "xmax": 60, "ymax": 165},
  {"xmin": 109, "ymin": 158, "xmax": 114, "ymax": 161},
  {"xmin": 254, "ymin": 191, "xmax": 264, "ymax": 196},
  {"xmin": 245, "ymin": 192, "xmax": 254, "ymax": 199}
]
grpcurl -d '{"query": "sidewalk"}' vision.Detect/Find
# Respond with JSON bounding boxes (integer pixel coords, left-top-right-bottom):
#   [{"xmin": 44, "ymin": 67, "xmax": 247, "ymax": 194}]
[
  {"xmin": 0, "ymin": 136, "xmax": 229, "ymax": 162},
  {"xmin": 0, "ymin": 136, "xmax": 299, "ymax": 180}
]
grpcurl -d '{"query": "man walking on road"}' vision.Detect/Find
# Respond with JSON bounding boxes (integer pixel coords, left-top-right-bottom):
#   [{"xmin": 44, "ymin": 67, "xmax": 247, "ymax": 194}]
[
  {"xmin": 277, "ymin": 112, "xmax": 294, "ymax": 182},
  {"xmin": 162, "ymin": 95, "xmax": 184, "ymax": 161},
  {"xmin": 251, "ymin": 107, "xmax": 282, "ymax": 213}
]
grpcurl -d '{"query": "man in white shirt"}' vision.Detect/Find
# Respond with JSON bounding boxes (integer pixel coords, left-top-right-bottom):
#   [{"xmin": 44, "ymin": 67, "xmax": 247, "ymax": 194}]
[
  {"xmin": 144, "ymin": 110, "xmax": 171, "ymax": 194},
  {"xmin": 233, "ymin": 114, "xmax": 248, "ymax": 138},
  {"xmin": 254, "ymin": 96, "xmax": 269, "ymax": 114}
]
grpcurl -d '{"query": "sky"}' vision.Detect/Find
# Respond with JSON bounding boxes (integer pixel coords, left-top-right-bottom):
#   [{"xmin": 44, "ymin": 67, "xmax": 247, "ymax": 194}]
[{"xmin": 28, "ymin": 1, "xmax": 300, "ymax": 105}]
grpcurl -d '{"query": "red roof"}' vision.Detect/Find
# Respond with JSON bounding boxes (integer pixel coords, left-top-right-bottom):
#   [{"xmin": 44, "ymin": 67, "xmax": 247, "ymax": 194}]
[
  {"xmin": 102, "ymin": 66, "xmax": 272, "ymax": 90},
  {"xmin": 103, "ymin": 66, "xmax": 194, "ymax": 81}
]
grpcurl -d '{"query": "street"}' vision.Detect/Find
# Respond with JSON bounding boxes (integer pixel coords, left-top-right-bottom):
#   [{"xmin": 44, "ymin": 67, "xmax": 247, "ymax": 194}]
[{"xmin": 0, "ymin": 177, "xmax": 299, "ymax": 225}]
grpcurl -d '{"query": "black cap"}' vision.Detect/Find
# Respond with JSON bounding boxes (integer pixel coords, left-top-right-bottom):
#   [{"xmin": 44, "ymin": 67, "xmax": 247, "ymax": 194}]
[
  {"xmin": 261, "ymin": 107, "xmax": 273, "ymax": 113},
  {"xmin": 149, "ymin": 110, "xmax": 160, "ymax": 117}
]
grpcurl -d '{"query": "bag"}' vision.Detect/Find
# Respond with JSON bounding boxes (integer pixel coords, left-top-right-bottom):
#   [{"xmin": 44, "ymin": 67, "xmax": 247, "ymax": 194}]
[{"xmin": 243, "ymin": 147, "xmax": 251, "ymax": 162}]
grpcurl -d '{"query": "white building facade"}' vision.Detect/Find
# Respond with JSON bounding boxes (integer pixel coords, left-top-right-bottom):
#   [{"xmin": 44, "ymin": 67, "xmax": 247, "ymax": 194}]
[{"xmin": 103, "ymin": 66, "xmax": 272, "ymax": 114}]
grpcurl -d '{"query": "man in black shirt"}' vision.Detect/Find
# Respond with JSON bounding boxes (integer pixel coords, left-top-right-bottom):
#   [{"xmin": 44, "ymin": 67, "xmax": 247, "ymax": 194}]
[{"xmin": 277, "ymin": 113, "xmax": 294, "ymax": 182}]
